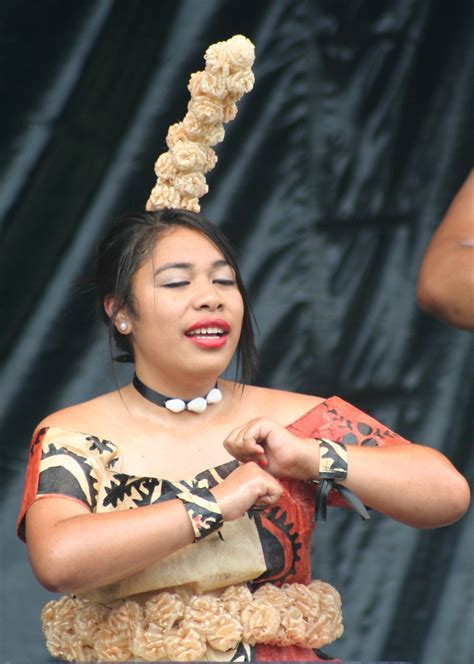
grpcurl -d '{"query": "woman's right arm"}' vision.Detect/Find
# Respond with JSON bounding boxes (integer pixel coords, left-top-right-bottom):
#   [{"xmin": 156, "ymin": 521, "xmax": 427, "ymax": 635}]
[{"xmin": 25, "ymin": 461, "xmax": 282, "ymax": 595}]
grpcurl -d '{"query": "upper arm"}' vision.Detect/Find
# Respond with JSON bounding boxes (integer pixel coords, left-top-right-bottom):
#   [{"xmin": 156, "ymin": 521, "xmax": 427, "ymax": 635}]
[
  {"xmin": 25, "ymin": 495, "xmax": 90, "ymax": 547},
  {"xmin": 24, "ymin": 496, "xmax": 91, "ymax": 590},
  {"xmin": 17, "ymin": 424, "xmax": 115, "ymax": 542}
]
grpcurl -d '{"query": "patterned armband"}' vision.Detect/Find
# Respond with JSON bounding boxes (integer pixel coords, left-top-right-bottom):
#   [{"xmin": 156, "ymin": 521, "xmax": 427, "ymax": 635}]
[
  {"xmin": 318, "ymin": 438, "xmax": 348, "ymax": 480},
  {"xmin": 176, "ymin": 485, "xmax": 223, "ymax": 541},
  {"xmin": 311, "ymin": 438, "xmax": 370, "ymax": 523}
]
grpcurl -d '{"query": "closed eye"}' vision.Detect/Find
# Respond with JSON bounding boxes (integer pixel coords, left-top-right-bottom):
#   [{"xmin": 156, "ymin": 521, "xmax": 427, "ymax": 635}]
[
  {"xmin": 162, "ymin": 281, "xmax": 190, "ymax": 288},
  {"xmin": 213, "ymin": 279, "xmax": 236, "ymax": 286}
]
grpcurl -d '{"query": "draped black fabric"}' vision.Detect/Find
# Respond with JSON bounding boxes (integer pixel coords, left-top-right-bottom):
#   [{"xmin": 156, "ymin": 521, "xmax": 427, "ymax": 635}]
[{"xmin": 1, "ymin": 1, "xmax": 473, "ymax": 662}]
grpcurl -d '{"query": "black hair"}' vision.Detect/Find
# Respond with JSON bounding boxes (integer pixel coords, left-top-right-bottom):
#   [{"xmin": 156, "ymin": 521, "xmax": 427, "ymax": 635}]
[{"xmin": 95, "ymin": 208, "xmax": 258, "ymax": 384}]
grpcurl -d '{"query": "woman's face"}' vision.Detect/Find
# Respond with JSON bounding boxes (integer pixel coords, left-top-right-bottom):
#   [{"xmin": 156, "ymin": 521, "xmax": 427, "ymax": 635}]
[{"xmin": 126, "ymin": 226, "xmax": 244, "ymax": 387}]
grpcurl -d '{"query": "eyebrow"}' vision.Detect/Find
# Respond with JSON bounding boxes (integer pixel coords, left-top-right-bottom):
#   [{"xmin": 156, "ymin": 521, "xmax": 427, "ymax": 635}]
[{"xmin": 154, "ymin": 259, "xmax": 229, "ymax": 276}]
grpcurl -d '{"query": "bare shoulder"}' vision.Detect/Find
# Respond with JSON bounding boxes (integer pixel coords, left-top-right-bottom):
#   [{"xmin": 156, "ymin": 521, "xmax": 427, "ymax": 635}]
[
  {"xmin": 35, "ymin": 391, "xmax": 123, "ymax": 437},
  {"xmin": 232, "ymin": 383, "xmax": 326, "ymax": 427}
]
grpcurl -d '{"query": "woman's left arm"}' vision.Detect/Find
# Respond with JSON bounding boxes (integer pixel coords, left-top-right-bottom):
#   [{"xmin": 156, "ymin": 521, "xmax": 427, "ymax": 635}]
[
  {"xmin": 337, "ymin": 442, "xmax": 470, "ymax": 528},
  {"xmin": 223, "ymin": 418, "xmax": 470, "ymax": 529}
]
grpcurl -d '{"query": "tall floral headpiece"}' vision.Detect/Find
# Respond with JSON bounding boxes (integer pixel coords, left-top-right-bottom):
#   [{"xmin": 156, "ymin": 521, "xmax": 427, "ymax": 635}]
[{"xmin": 146, "ymin": 35, "xmax": 255, "ymax": 212}]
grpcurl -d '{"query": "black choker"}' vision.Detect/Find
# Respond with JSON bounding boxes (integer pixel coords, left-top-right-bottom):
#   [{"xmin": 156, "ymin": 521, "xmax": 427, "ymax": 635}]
[{"xmin": 132, "ymin": 373, "xmax": 223, "ymax": 413}]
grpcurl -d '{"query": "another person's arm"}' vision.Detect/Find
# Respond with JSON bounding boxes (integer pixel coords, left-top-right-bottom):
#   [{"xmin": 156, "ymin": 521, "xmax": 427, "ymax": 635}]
[{"xmin": 417, "ymin": 170, "xmax": 474, "ymax": 330}]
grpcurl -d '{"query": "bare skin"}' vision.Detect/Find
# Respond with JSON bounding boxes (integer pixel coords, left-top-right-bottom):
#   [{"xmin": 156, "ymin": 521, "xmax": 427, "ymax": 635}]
[
  {"xmin": 25, "ymin": 228, "xmax": 471, "ymax": 595},
  {"xmin": 417, "ymin": 169, "xmax": 474, "ymax": 330}
]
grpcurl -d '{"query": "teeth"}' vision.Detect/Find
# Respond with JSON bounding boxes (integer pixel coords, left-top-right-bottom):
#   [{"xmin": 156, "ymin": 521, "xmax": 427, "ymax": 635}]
[{"xmin": 188, "ymin": 326, "xmax": 225, "ymax": 336}]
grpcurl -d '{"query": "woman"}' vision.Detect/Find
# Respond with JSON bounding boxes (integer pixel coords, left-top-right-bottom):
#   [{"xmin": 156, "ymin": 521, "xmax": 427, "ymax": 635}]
[{"xmin": 17, "ymin": 208, "xmax": 470, "ymax": 662}]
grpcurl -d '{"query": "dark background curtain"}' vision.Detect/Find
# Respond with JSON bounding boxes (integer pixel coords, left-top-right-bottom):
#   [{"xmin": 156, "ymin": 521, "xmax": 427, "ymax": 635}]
[{"xmin": 1, "ymin": 1, "xmax": 473, "ymax": 662}]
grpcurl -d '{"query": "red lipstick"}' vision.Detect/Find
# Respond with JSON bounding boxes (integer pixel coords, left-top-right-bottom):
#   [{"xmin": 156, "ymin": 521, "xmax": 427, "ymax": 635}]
[
  {"xmin": 185, "ymin": 319, "xmax": 230, "ymax": 334},
  {"xmin": 184, "ymin": 319, "xmax": 230, "ymax": 349}
]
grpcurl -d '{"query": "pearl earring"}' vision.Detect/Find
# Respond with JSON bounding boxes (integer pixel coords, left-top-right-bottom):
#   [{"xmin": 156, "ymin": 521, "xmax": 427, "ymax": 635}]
[{"xmin": 119, "ymin": 321, "xmax": 128, "ymax": 332}]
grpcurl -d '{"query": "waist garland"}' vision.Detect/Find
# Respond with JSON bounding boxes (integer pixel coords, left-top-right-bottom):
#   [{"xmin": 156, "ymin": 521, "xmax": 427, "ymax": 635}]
[{"xmin": 42, "ymin": 580, "xmax": 343, "ymax": 662}]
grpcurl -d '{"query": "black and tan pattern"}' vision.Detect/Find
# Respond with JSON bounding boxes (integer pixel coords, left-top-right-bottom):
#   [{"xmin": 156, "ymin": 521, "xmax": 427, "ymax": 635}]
[
  {"xmin": 176, "ymin": 481, "xmax": 223, "ymax": 540},
  {"xmin": 18, "ymin": 399, "xmax": 412, "ymax": 662},
  {"xmin": 102, "ymin": 474, "xmax": 164, "ymax": 510},
  {"xmin": 35, "ymin": 429, "xmax": 119, "ymax": 511},
  {"xmin": 18, "ymin": 428, "xmax": 311, "ymax": 596},
  {"xmin": 313, "ymin": 439, "xmax": 369, "ymax": 523},
  {"xmin": 317, "ymin": 439, "xmax": 348, "ymax": 480}
]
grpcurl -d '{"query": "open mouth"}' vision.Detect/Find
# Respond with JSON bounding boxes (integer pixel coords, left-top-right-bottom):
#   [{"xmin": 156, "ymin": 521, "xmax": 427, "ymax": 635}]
[{"xmin": 185, "ymin": 326, "xmax": 228, "ymax": 339}]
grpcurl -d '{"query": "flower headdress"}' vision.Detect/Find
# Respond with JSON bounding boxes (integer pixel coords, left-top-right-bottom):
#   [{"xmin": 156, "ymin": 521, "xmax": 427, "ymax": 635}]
[{"xmin": 146, "ymin": 35, "xmax": 255, "ymax": 213}]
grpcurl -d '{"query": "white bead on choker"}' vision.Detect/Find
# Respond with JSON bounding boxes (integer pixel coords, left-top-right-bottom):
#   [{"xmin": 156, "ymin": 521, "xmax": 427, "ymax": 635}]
[{"xmin": 132, "ymin": 373, "xmax": 222, "ymax": 413}]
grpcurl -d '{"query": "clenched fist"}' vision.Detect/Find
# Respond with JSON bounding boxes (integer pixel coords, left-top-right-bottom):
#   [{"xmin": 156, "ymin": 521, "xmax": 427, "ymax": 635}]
[
  {"xmin": 223, "ymin": 418, "xmax": 319, "ymax": 481},
  {"xmin": 210, "ymin": 461, "xmax": 284, "ymax": 521}
]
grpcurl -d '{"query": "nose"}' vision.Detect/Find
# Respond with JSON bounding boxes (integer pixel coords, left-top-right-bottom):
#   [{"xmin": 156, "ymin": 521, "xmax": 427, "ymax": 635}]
[{"xmin": 193, "ymin": 280, "xmax": 224, "ymax": 311}]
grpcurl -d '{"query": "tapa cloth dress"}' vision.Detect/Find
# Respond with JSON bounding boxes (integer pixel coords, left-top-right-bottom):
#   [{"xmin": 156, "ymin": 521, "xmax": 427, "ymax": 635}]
[{"xmin": 17, "ymin": 396, "xmax": 410, "ymax": 662}]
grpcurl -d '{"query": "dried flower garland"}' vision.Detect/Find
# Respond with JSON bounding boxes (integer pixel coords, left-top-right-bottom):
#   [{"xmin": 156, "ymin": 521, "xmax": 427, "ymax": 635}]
[
  {"xmin": 42, "ymin": 580, "xmax": 343, "ymax": 662},
  {"xmin": 146, "ymin": 35, "xmax": 255, "ymax": 213}
]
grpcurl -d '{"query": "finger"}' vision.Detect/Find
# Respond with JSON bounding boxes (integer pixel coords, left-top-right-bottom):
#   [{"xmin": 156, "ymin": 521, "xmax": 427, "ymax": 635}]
[
  {"xmin": 224, "ymin": 423, "xmax": 247, "ymax": 442},
  {"xmin": 243, "ymin": 419, "xmax": 276, "ymax": 445},
  {"xmin": 256, "ymin": 489, "xmax": 283, "ymax": 506},
  {"xmin": 223, "ymin": 425, "xmax": 249, "ymax": 454},
  {"xmin": 240, "ymin": 430, "xmax": 266, "ymax": 456},
  {"xmin": 238, "ymin": 457, "xmax": 255, "ymax": 463},
  {"xmin": 227, "ymin": 435, "xmax": 265, "ymax": 461},
  {"xmin": 224, "ymin": 418, "xmax": 274, "ymax": 454},
  {"xmin": 222, "ymin": 431, "xmax": 240, "ymax": 451},
  {"xmin": 238, "ymin": 447, "xmax": 266, "ymax": 464},
  {"xmin": 262, "ymin": 474, "xmax": 284, "ymax": 496}
]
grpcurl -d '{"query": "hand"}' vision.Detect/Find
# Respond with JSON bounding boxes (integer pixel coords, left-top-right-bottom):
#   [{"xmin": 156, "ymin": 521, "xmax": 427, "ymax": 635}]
[
  {"xmin": 210, "ymin": 462, "xmax": 284, "ymax": 522},
  {"xmin": 223, "ymin": 418, "xmax": 319, "ymax": 481}
]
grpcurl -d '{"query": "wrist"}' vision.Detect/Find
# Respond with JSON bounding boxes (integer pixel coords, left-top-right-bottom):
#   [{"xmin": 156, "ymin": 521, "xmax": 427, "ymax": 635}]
[
  {"xmin": 306, "ymin": 439, "xmax": 369, "ymax": 524},
  {"xmin": 318, "ymin": 438, "xmax": 348, "ymax": 480},
  {"xmin": 176, "ymin": 485, "xmax": 223, "ymax": 541},
  {"xmin": 302, "ymin": 437, "xmax": 321, "ymax": 481},
  {"xmin": 306, "ymin": 438, "xmax": 349, "ymax": 483},
  {"xmin": 209, "ymin": 485, "xmax": 231, "ymax": 522}
]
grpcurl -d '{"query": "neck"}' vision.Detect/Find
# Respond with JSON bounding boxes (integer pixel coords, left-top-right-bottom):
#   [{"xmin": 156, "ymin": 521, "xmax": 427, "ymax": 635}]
[
  {"xmin": 132, "ymin": 371, "xmax": 223, "ymax": 415},
  {"xmin": 132, "ymin": 365, "xmax": 219, "ymax": 402}
]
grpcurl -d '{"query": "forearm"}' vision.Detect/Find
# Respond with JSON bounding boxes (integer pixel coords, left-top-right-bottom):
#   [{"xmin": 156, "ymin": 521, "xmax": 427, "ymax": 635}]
[
  {"xmin": 340, "ymin": 443, "xmax": 470, "ymax": 528},
  {"xmin": 298, "ymin": 437, "xmax": 469, "ymax": 527},
  {"xmin": 26, "ymin": 498, "xmax": 195, "ymax": 594}
]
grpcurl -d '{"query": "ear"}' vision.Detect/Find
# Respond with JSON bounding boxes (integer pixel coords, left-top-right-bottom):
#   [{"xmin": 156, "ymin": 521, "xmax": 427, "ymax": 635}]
[
  {"xmin": 104, "ymin": 296, "xmax": 132, "ymax": 334},
  {"xmin": 103, "ymin": 295, "xmax": 116, "ymax": 320}
]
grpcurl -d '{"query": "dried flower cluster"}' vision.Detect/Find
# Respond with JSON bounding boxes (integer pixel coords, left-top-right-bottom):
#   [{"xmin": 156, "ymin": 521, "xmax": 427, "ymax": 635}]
[
  {"xmin": 146, "ymin": 35, "xmax": 255, "ymax": 213},
  {"xmin": 41, "ymin": 581, "xmax": 343, "ymax": 662}
]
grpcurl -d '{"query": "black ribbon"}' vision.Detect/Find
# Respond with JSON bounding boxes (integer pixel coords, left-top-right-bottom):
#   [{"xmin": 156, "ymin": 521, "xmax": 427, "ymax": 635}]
[
  {"xmin": 132, "ymin": 373, "xmax": 171, "ymax": 407},
  {"xmin": 315, "ymin": 479, "xmax": 370, "ymax": 523}
]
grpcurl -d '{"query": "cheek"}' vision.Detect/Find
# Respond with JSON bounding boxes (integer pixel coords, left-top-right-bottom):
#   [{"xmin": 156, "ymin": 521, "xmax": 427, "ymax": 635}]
[
  {"xmin": 234, "ymin": 294, "xmax": 245, "ymax": 327},
  {"xmin": 131, "ymin": 297, "xmax": 174, "ymax": 340},
  {"xmin": 139, "ymin": 288, "xmax": 183, "ymax": 317}
]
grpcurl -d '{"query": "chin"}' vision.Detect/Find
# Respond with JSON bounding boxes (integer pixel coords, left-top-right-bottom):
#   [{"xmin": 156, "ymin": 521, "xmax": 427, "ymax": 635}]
[{"xmin": 187, "ymin": 355, "xmax": 232, "ymax": 379}]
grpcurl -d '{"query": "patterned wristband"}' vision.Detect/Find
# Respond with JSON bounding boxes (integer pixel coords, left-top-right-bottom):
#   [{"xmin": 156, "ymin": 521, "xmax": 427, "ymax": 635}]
[
  {"xmin": 176, "ymin": 484, "xmax": 223, "ymax": 541},
  {"xmin": 318, "ymin": 438, "xmax": 348, "ymax": 480},
  {"xmin": 310, "ymin": 439, "xmax": 369, "ymax": 523}
]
